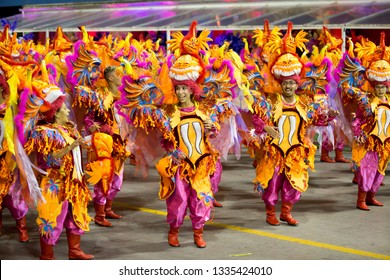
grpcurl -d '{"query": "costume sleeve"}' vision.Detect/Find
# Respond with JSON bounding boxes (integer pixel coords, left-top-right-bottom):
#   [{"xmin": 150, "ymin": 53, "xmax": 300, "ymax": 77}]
[
  {"xmin": 24, "ymin": 126, "xmax": 67, "ymax": 169},
  {"xmin": 251, "ymin": 95, "xmax": 272, "ymax": 135},
  {"xmin": 342, "ymin": 86, "xmax": 372, "ymax": 117},
  {"xmin": 24, "ymin": 126, "xmax": 66, "ymax": 156},
  {"xmin": 252, "ymin": 114, "xmax": 267, "ymax": 134},
  {"xmin": 209, "ymin": 98, "xmax": 236, "ymax": 128}
]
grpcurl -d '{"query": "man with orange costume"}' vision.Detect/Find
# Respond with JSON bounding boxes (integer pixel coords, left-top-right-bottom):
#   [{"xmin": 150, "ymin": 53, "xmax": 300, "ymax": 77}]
[
  {"xmin": 338, "ymin": 33, "xmax": 390, "ymax": 210},
  {"xmin": 251, "ymin": 23, "xmax": 338, "ymax": 226},
  {"xmin": 65, "ymin": 36, "xmax": 126, "ymax": 228}
]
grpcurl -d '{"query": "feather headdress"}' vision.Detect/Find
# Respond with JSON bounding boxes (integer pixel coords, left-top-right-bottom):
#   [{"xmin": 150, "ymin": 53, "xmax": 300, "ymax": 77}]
[
  {"xmin": 299, "ymin": 45, "xmax": 333, "ymax": 98},
  {"xmin": 266, "ymin": 22, "xmax": 308, "ymax": 83},
  {"xmin": 65, "ymin": 41, "xmax": 102, "ymax": 88},
  {"xmin": 353, "ymin": 32, "xmax": 390, "ymax": 87},
  {"xmin": 167, "ymin": 20, "xmax": 212, "ymax": 84}
]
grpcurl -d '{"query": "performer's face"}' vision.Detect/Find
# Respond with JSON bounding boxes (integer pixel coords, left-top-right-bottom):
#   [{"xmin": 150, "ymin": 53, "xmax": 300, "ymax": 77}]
[
  {"xmin": 281, "ymin": 79, "xmax": 297, "ymax": 97},
  {"xmin": 175, "ymin": 85, "xmax": 192, "ymax": 104},
  {"xmin": 55, "ymin": 103, "xmax": 70, "ymax": 125},
  {"xmin": 374, "ymin": 83, "xmax": 387, "ymax": 99},
  {"xmin": 111, "ymin": 71, "xmax": 122, "ymax": 87}
]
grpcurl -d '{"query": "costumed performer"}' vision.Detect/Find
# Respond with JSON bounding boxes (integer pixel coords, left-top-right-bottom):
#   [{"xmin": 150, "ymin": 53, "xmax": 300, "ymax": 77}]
[
  {"xmin": 24, "ymin": 61, "xmax": 93, "ymax": 260},
  {"xmin": 251, "ymin": 22, "xmax": 338, "ymax": 226},
  {"xmin": 338, "ymin": 33, "xmax": 390, "ymax": 210},
  {"xmin": 65, "ymin": 34, "xmax": 117, "ymax": 228}
]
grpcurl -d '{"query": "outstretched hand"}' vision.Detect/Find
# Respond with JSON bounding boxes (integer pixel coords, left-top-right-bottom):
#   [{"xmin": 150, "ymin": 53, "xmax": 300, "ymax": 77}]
[
  {"xmin": 89, "ymin": 123, "xmax": 101, "ymax": 133},
  {"xmin": 72, "ymin": 137, "xmax": 85, "ymax": 148}
]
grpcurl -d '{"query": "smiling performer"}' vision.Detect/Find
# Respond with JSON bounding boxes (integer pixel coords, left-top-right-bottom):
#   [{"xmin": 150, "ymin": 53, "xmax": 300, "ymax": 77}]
[
  {"xmin": 24, "ymin": 61, "xmax": 93, "ymax": 260},
  {"xmin": 251, "ymin": 22, "xmax": 338, "ymax": 226},
  {"xmin": 117, "ymin": 21, "xmax": 235, "ymax": 247},
  {"xmin": 159, "ymin": 55, "xmax": 218, "ymax": 248}
]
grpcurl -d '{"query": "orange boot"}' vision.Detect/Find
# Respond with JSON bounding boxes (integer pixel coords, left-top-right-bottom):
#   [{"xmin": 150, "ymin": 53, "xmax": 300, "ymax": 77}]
[
  {"xmin": 335, "ymin": 149, "xmax": 351, "ymax": 163},
  {"xmin": 94, "ymin": 203, "xmax": 112, "ymax": 227},
  {"xmin": 193, "ymin": 228, "xmax": 206, "ymax": 248},
  {"xmin": 356, "ymin": 189, "xmax": 370, "ymax": 210},
  {"xmin": 265, "ymin": 205, "xmax": 280, "ymax": 226},
  {"xmin": 105, "ymin": 199, "xmax": 122, "ymax": 219},
  {"xmin": 213, "ymin": 200, "xmax": 223, "ymax": 207},
  {"xmin": 168, "ymin": 227, "xmax": 180, "ymax": 247},
  {"xmin": 67, "ymin": 232, "xmax": 94, "ymax": 260},
  {"xmin": 39, "ymin": 237, "xmax": 55, "ymax": 260},
  {"xmin": 366, "ymin": 192, "xmax": 384, "ymax": 207},
  {"xmin": 16, "ymin": 216, "xmax": 29, "ymax": 242},
  {"xmin": 320, "ymin": 147, "xmax": 335, "ymax": 163},
  {"xmin": 280, "ymin": 202, "xmax": 299, "ymax": 226}
]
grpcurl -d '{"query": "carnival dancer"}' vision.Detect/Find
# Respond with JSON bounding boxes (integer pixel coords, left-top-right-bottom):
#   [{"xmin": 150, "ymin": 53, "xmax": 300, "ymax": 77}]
[
  {"xmin": 317, "ymin": 27, "xmax": 352, "ymax": 163},
  {"xmin": 0, "ymin": 25, "xmax": 43, "ymax": 243},
  {"xmin": 252, "ymin": 22, "xmax": 338, "ymax": 226},
  {"xmin": 0, "ymin": 69, "xmax": 29, "ymax": 242},
  {"xmin": 117, "ymin": 21, "xmax": 235, "ymax": 247},
  {"xmin": 65, "ymin": 34, "xmax": 117, "ymax": 228},
  {"xmin": 84, "ymin": 65, "xmax": 130, "ymax": 222},
  {"xmin": 24, "ymin": 61, "xmax": 93, "ymax": 260},
  {"xmin": 161, "ymin": 22, "xmax": 238, "ymax": 247},
  {"xmin": 159, "ymin": 69, "xmax": 218, "ymax": 248},
  {"xmin": 299, "ymin": 44, "xmax": 338, "ymax": 161},
  {"xmin": 337, "ymin": 34, "xmax": 390, "ymax": 210}
]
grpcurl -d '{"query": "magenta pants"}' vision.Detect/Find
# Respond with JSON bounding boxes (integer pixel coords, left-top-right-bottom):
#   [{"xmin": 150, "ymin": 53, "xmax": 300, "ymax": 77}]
[
  {"xmin": 1, "ymin": 194, "xmax": 28, "ymax": 220},
  {"xmin": 210, "ymin": 158, "xmax": 222, "ymax": 194},
  {"xmin": 262, "ymin": 166, "xmax": 301, "ymax": 206},
  {"xmin": 92, "ymin": 168, "xmax": 124, "ymax": 205},
  {"xmin": 40, "ymin": 200, "xmax": 84, "ymax": 245},
  {"xmin": 1, "ymin": 170, "xmax": 28, "ymax": 220},
  {"xmin": 322, "ymin": 131, "xmax": 346, "ymax": 152},
  {"xmin": 166, "ymin": 168, "xmax": 212, "ymax": 230},
  {"xmin": 357, "ymin": 151, "xmax": 384, "ymax": 193}
]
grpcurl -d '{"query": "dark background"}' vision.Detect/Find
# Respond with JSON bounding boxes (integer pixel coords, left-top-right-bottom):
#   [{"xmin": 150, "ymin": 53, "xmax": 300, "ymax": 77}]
[
  {"xmin": 0, "ymin": 1, "xmax": 141, "ymax": 18},
  {"xmin": 0, "ymin": 6, "xmax": 22, "ymax": 18}
]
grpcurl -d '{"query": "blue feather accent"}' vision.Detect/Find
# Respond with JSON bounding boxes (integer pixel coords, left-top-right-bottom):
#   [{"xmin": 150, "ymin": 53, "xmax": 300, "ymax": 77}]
[
  {"xmin": 200, "ymin": 192, "xmax": 214, "ymax": 203},
  {"xmin": 45, "ymin": 178, "xmax": 60, "ymax": 195},
  {"xmin": 38, "ymin": 218, "xmax": 54, "ymax": 236},
  {"xmin": 45, "ymin": 154, "xmax": 62, "ymax": 168},
  {"xmin": 254, "ymin": 183, "xmax": 264, "ymax": 195}
]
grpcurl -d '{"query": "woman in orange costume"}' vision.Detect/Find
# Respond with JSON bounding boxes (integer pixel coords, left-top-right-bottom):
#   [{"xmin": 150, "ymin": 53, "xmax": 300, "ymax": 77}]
[
  {"xmin": 24, "ymin": 63, "xmax": 93, "ymax": 260},
  {"xmin": 159, "ymin": 56, "xmax": 219, "ymax": 248}
]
